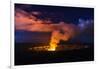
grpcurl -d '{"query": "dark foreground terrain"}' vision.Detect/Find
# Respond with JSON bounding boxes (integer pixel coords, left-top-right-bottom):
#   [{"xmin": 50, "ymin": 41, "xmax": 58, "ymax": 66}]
[{"xmin": 15, "ymin": 43, "xmax": 94, "ymax": 65}]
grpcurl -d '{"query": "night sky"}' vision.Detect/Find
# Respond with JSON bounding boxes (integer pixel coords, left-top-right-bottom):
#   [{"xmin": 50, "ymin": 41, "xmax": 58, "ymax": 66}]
[
  {"xmin": 15, "ymin": 3, "xmax": 94, "ymax": 24},
  {"xmin": 15, "ymin": 3, "xmax": 94, "ymax": 43}
]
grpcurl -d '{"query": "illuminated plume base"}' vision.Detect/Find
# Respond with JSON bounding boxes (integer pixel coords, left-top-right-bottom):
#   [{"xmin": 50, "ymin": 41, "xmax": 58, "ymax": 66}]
[{"xmin": 48, "ymin": 44, "xmax": 57, "ymax": 51}]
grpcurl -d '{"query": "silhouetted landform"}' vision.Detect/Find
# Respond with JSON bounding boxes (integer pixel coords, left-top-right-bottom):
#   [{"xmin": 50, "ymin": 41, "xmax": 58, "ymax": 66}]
[{"xmin": 15, "ymin": 43, "xmax": 94, "ymax": 65}]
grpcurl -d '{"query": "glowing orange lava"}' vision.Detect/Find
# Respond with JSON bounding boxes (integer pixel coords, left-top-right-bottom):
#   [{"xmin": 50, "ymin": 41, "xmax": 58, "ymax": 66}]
[{"xmin": 48, "ymin": 43, "xmax": 57, "ymax": 51}]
